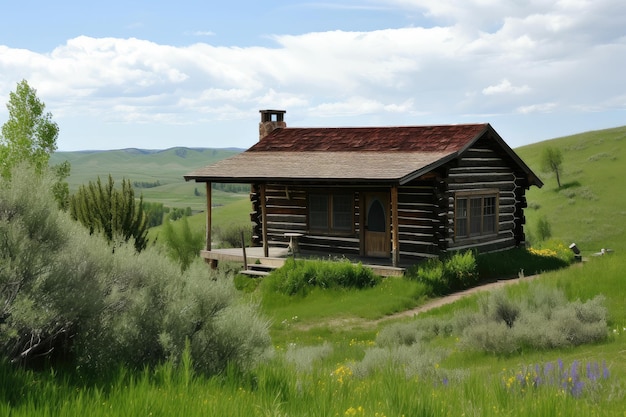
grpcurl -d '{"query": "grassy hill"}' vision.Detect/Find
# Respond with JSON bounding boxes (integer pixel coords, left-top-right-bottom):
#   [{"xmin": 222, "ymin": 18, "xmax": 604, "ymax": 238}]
[
  {"xmin": 50, "ymin": 147, "xmax": 244, "ymax": 212},
  {"xmin": 516, "ymin": 125, "xmax": 626, "ymax": 255}
]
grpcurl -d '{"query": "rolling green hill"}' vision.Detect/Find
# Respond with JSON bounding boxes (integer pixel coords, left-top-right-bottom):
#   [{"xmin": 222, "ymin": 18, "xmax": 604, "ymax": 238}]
[
  {"xmin": 50, "ymin": 125, "xmax": 626, "ymax": 254},
  {"xmin": 516, "ymin": 125, "xmax": 626, "ymax": 255},
  {"xmin": 50, "ymin": 147, "xmax": 244, "ymax": 212}
]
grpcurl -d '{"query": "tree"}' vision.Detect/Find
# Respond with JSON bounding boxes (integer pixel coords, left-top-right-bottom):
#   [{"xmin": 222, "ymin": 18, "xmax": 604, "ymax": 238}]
[
  {"xmin": 69, "ymin": 175, "xmax": 149, "ymax": 252},
  {"xmin": 161, "ymin": 215, "xmax": 204, "ymax": 272},
  {"xmin": 0, "ymin": 79, "xmax": 70, "ymax": 209},
  {"xmin": 0, "ymin": 80, "xmax": 59, "ymax": 177},
  {"xmin": 540, "ymin": 146, "xmax": 564, "ymax": 188}
]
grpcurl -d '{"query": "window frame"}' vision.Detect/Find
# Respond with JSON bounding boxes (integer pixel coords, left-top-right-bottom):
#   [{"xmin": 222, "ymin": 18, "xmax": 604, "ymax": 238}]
[
  {"xmin": 454, "ymin": 190, "xmax": 499, "ymax": 239},
  {"xmin": 308, "ymin": 192, "xmax": 355, "ymax": 234}
]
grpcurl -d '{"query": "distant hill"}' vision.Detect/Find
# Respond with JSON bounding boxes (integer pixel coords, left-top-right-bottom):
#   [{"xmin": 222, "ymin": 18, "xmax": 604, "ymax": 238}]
[
  {"xmin": 50, "ymin": 147, "xmax": 244, "ymax": 211},
  {"xmin": 516, "ymin": 125, "xmax": 626, "ymax": 254}
]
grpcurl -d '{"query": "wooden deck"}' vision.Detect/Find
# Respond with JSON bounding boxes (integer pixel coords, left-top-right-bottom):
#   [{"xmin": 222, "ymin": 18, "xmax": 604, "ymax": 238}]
[{"xmin": 201, "ymin": 247, "xmax": 406, "ymax": 277}]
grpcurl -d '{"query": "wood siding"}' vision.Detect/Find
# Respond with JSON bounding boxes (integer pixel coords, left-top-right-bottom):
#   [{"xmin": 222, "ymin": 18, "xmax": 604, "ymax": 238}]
[
  {"xmin": 445, "ymin": 139, "xmax": 528, "ymax": 253},
  {"xmin": 251, "ymin": 183, "xmax": 362, "ymax": 256},
  {"xmin": 248, "ymin": 136, "xmax": 530, "ymax": 262}
]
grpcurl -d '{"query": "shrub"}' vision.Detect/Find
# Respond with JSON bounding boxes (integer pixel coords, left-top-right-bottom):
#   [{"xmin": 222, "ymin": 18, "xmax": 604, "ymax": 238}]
[
  {"xmin": 0, "ymin": 167, "xmax": 271, "ymax": 375},
  {"xmin": 284, "ymin": 342, "xmax": 333, "ymax": 372},
  {"xmin": 406, "ymin": 250, "xmax": 477, "ymax": 295},
  {"xmin": 536, "ymin": 215, "xmax": 552, "ymax": 242},
  {"xmin": 262, "ymin": 258, "xmax": 380, "ymax": 296},
  {"xmin": 214, "ymin": 223, "xmax": 253, "ymax": 249},
  {"xmin": 459, "ymin": 287, "xmax": 608, "ymax": 354},
  {"xmin": 444, "ymin": 250, "xmax": 478, "ymax": 290},
  {"xmin": 161, "ymin": 215, "xmax": 204, "ymax": 272}
]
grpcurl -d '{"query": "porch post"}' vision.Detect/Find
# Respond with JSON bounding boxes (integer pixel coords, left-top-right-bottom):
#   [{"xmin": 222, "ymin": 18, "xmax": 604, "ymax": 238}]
[
  {"xmin": 260, "ymin": 183, "xmax": 269, "ymax": 257},
  {"xmin": 391, "ymin": 185, "xmax": 400, "ymax": 267},
  {"xmin": 205, "ymin": 182, "xmax": 212, "ymax": 251}
]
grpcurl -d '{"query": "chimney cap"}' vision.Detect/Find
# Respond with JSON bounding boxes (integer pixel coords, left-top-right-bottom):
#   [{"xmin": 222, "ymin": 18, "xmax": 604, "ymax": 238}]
[{"xmin": 260, "ymin": 109, "xmax": 286, "ymax": 123}]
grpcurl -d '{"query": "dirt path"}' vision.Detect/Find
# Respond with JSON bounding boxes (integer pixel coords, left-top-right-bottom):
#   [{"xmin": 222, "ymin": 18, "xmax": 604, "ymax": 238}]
[
  {"xmin": 373, "ymin": 274, "xmax": 540, "ymax": 324},
  {"xmin": 295, "ymin": 274, "xmax": 540, "ymax": 331}
]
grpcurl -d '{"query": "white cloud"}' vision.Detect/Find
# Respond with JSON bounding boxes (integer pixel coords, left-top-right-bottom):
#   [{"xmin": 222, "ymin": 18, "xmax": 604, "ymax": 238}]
[
  {"xmin": 517, "ymin": 102, "xmax": 558, "ymax": 114},
  {"xmin": 0, "ymin": 0, "xmax": 625, "ymax": 150},
  {"xmin": 483, "ymin": 79, "xmax": 530, "ymax": 95}
]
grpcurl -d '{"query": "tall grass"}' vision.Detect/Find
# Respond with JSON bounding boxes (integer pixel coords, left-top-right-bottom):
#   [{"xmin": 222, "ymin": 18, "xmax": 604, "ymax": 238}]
[{"xmin": 2, "ymin": 351, "xmax": 622, "ymax": 417}]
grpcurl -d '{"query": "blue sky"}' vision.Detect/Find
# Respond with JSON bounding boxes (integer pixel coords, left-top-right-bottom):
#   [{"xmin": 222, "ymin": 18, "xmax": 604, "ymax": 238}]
[{"xmin": 1, "ymin": 0, "xmax": 625, "ymax": 151}]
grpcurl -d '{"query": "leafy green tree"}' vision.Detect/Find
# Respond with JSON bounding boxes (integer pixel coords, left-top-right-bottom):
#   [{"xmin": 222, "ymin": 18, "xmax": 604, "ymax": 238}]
[
  {"xmin": 161, "ymin": 215, "xmax": 204, "ymax": 272},
  {"xmin": 69, "ymin": 175, "xmax": 149, "ymax": 252},
  {"xmin": 0, "ymin": 80, "xmax": 59, "ymax": 177},
  {"xmin": 540, "ymin": 146, "xmax": 564, "ymax": 188},
  {"xmin": 0, "ymin": 79, "xmax": 71, "ymax": 209}
]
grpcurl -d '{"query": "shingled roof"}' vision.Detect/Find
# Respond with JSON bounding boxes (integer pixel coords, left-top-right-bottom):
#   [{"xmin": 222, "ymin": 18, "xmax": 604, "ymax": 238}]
[{"xmin": 185, "ymin": 120, "xmax": 541, "ymax": 186}]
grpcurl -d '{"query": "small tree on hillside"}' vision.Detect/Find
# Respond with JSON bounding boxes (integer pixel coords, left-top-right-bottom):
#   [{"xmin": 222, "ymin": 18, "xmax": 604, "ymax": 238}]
[
  {"xmin": 69, "ymin": 175, "xmax": 149, "ymax": 252},
  {"xmin": 540, "ymin": 146, "xmax": 564, "ymax": 188}
]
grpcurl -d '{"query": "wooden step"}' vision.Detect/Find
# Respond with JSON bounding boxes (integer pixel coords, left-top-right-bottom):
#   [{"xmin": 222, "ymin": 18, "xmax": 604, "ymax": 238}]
[
  {"xmin": 239, "ymin": 269, "xmax": 271, "ymax": 277},
  {"xmin": 239, "ymin": 263, "xmax": 279, "ymax": 277}
]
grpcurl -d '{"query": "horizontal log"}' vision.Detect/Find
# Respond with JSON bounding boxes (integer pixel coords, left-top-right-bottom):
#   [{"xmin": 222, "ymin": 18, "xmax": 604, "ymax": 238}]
[
  {"xmin": 456, "ymin": 158, "xmax": 510, "ymax": 168},
  {"xmin": 448, "ymin": 182, "xmax": 517, "ymax": 192},
  {"xmin": 266, "ymin": 214, "xmax": 307, "ymax": 224},
  {"xmin": 267, "ymin": 206, "xmax": 307, "ymax": 216}
]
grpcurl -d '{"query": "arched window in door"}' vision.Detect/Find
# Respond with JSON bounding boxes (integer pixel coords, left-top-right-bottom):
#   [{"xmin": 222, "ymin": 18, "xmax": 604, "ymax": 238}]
[{"xmin": 367, "ymin": 198, "xmax": 386, "ymax": 232}]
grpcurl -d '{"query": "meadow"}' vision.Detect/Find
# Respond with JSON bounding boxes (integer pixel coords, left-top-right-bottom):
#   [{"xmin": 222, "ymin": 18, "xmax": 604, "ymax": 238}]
[{"xmin": 3, "ymin": 126, "xmax": 624, "ymax": 416}]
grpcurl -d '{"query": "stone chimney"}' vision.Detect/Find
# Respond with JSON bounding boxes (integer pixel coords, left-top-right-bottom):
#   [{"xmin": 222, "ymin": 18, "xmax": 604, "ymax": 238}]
[{"xmin": 259, "ymin": 109, "xmax": 286, "ymax": 140}]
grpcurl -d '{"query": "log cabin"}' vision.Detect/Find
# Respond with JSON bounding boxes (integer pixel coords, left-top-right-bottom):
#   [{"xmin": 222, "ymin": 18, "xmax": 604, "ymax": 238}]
[{"xmin": 184, "ymin": 110, "xmax": 542, "ymax": 269}]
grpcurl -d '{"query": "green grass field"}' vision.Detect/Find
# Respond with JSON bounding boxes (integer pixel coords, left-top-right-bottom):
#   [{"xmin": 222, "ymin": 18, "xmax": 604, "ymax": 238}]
[
  {"xmin": 517, "ymin": 125, "xmax": 626, "ymax": 254},
  {"xmin": 5, "ymin": 126, "xmax": 625, "ymax": 416}
]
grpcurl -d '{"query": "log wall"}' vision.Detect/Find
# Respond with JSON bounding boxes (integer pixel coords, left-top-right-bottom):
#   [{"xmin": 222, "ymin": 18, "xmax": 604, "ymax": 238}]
[
  {"xmin": 444, "ymin": 139, "xmax": 528, "ymax": 253},
  {"xmin": 248, "ymin": 136, "xmax": 530, "ymax": 261},
  {"xmin": 251, "ymin": 183, "xmax": 362, "ymax": 256}
]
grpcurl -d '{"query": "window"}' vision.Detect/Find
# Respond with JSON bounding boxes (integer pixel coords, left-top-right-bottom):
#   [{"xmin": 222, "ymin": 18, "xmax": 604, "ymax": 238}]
[
  {"xmin": 309, "ymin": 193, "xmax": 354, "ymax": 233},
  {"xmin": 455, "ymin": 192, "xmax": 498, "ymax": 238}
]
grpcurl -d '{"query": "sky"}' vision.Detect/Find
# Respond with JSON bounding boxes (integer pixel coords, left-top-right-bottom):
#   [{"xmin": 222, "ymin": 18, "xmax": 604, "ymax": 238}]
[{"xmin": 0, "ymin": 0, "xmax": 625, "ymax": 151}]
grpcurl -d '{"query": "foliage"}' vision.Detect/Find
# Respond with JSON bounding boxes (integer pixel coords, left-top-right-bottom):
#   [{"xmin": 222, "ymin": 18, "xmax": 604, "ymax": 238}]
[
  {"xmin": 535, "ymin": 215, "xmax": 552, "ymax": 242},
  {"xmin": 0, "ymin": 80, "xmax": 59, "ymax": 178},
  {"xmin": 262, "ymin": 258, "xmax": 381, "ymax": 296},
  {"xmin": 167, "ymin": 206, "xmax": 192, "ymax": 221},
  {"xmin": 0, "ymin": 167, "xmax": 270, "ymax": 375},
  {"xmin": 143, "ymin": 201, "xmax": 166, "ymax": 227},
  {"xmin": 214, "ymin": 223, "xmax": 253, "ymax": 248},
  {"xmin": 540, "ymin": 145, "xmax": 564, "ymax": 188},
  {"xmin": 160, "ymin": 215, "xmax": 204, "ymax": 272},
  {"xmin": 0, "ymin": 80, "xmax": 71, "ymax": 210},
  {"xmin": 459, "ymin": 287, "xmax": 608, "ymax": 354},
  {"xmin": 69, "ymin": 175, "xmax": 149, "ymax": 252},
  {"xmin": 406, "ymin": 250, "xmax": 477, "ymax": 295}
]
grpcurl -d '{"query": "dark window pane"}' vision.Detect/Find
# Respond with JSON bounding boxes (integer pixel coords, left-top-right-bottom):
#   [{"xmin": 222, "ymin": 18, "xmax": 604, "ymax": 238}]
[
  {"xmin": 309, "ymin": 194, "xmax": 328, "ymax": 230},
  {"xmin": 456, "ymin": 198, "xmax": 467, "ymax": 237},
  {"xmin": 333, "ymin": 194, "xmax": 353, "ymax": 231},
  {"xmin": 483, "ymin": 197, "xmax": 496, "ymax": 233},
  {"xmin": 368, "ymin": 199, "xmax": 386, "ymax": 232},
  {"xmin": 470, "ymin": 197, "xmax": 482, "ymax": 235}
]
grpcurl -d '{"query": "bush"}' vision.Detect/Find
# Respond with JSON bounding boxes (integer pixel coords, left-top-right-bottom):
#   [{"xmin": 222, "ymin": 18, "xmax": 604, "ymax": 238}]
[
  {"xmin": 0, "ymin": 167, "xmax": 270, "ymax": 375},
  {"xmin": 459, "ymin": 287, "xmax": 608, "ymax": 354},
  {"xmin": 214, "ymin": 223, "xmax": 253, "ymax": 249},
  {"xmin": 536, "ymin": 215, "xmax": 552, "ymax": 242},
  {"xmin": 406, "ymin": 250, "xmax": 477, "ymax": 295},
  {"xmin": 262, "ymin": 258, "xmax": 380, "ymax": 296}
]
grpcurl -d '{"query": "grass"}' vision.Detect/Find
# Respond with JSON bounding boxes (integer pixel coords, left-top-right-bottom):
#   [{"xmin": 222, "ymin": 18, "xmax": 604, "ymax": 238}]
[
  {"xmin": 4, "ymin": 126, "xmax": 626, "ymax": 415},
  {"xmin": 516, "ymin": 125, "xmax": 626, "ymax": 254}
]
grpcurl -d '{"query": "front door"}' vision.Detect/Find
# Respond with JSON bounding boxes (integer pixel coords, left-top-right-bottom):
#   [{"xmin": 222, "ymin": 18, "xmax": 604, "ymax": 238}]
[{"xmin": 364, "ymin": 193, "xmax": 390, "ymax": 258}]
